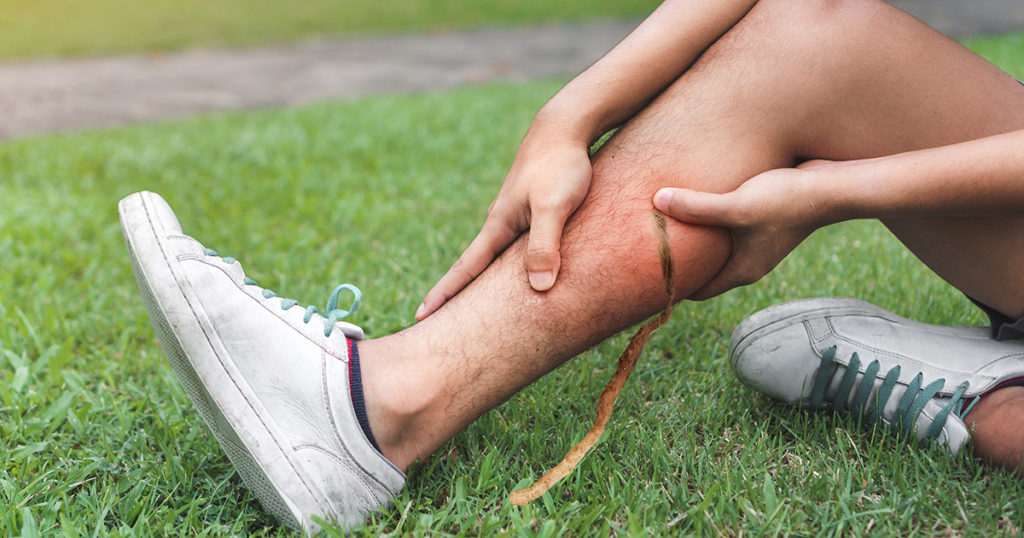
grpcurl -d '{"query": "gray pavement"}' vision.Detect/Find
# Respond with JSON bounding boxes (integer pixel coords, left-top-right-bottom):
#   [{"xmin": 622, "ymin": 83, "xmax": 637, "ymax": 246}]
[{"xmin": 1, "ymin": 0, "xmax": 1022, "ymax": 141}]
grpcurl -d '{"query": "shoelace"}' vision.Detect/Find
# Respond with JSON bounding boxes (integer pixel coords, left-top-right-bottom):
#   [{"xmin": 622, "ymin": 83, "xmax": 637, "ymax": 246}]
[
  {"xmin": 205, "ymin": 248, "xmax": 361, "ymax": 337},
  {"xmin": 810, "ymin": 346, "xmax": 979, "ymax": 441}
]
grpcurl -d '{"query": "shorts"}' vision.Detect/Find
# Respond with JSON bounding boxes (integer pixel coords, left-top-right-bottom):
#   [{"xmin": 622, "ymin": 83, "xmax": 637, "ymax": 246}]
[{"xmin": 971, "ymin": 298, "xmax": 1024, "ymax": 341}]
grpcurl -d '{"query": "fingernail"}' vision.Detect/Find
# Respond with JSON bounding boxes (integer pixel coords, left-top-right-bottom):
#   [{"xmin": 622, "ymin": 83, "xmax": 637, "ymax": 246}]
[
  {"xmin": 529, "ymin": 271, "xmax": 554, "ymax": 290},
  {"xmin": 414, "ymin": 302, "xmax": 427, "ymax": 319},
  {"xmin": 653, "ymin": 189, "xmax": 674, "ymax": 211}
]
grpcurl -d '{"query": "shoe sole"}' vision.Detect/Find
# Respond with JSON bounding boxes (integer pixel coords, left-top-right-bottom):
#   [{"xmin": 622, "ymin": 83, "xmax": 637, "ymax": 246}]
[{"xmin": 119, "ymin": 192, "xmax": 324, "ymax": 531}]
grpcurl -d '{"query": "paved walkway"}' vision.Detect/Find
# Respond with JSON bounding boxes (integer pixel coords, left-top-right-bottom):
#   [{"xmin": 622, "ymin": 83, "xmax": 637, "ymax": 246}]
[
  {"xmin": 1, "ymin": 0, "xmax": 1022, "ymax": 141},
  {"xmin": 0, "ymin": 21, "xmax": 637, "ymax": 140}
]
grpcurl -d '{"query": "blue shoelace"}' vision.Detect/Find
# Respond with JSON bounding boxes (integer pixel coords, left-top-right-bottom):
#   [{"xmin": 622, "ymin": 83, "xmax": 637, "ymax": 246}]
[
  {"xmin": 810, "ymin": 346, "xmax": 979, "ymax": 441},
  {"xmin": 205, "ymin": 248, "xmax": 361, "ymax": 337}
]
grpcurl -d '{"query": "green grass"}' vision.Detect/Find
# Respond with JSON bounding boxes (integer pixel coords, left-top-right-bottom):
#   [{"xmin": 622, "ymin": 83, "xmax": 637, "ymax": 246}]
[
  {"xmin": 3, "ymin": 35, "xmax": 1024, "ymax": 537},
  {"xmin": 0, "ymin": 0, "xmax": 659, "ymax": 60},
  {"xmin": 963, "ymin": 31, "xmax": 1024, "ymax": 74}
]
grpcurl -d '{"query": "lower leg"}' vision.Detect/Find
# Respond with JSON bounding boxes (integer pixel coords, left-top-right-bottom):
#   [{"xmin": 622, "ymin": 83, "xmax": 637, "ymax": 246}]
[
  {"xmin": 363, "ymin": 0, "xmax": 1024, "ymax": 472},
  {"xmin": 360, "ymin": 17, "xmax": 809, "ymax": 469},
  {"xmin": 360, "ymin": 113, "xmax": 776, "ymax": 471}
]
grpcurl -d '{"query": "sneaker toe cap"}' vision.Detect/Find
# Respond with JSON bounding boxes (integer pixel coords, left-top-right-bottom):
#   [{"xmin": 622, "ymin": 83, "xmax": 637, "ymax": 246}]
[
  {"xmin": 730, "ymin": 323, "xmax": 818, "ymax": 404},
  {"xmin": 141, "ymin": 191, "xmax": 183, "ymax": 234}
]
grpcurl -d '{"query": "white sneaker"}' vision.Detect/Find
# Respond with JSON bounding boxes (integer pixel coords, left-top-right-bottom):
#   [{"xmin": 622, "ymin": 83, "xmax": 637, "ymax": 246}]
[
  {"xmin": 118, "ymin": 191, "xmax": 404, "ymax": 532},
  {"xmin": 729, "ymin": 297, "xmax": 1024, "ymax": 455}
]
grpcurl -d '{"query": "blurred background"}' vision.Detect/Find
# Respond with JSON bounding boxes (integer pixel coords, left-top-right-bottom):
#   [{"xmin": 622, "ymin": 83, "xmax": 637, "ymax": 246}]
[
  {"xmin": 0, "ymin": 0, "xmax": 1022, "ymax": 140},
  {"xmin": 0, "ymin": 0, "xmax": 1020, "ymax": 60},
  {"xmin": 0, "ymin": 0, "xmax": 665, "ymax": 59}
]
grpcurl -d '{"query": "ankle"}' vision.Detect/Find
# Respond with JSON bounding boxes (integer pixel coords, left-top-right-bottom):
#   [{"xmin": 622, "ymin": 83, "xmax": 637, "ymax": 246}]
[
  {"xmin": 966, "ymin": 386, "xmax": 1024, "ymax": 474},
  {"xmin": 356, "ymin": 337, "xmax": 444, "ymax": 471},
  {"xmin": 966, "ymin": 383, "xmax": 1024, "ymax": 423}
]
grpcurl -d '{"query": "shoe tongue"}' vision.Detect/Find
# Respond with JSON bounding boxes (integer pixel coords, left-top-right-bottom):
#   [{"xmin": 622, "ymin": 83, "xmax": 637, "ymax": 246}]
[
  {"xmin": 259, "ymin": 293, "xmax": 366, "ymax": 341},
  {"xmin": 334, "ymin": 321, "xmax": 365, "ymax": 340}
]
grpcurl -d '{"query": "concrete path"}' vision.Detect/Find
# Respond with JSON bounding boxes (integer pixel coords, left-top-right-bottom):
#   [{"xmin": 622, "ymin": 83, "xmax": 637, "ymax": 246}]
[
  {"xmin": 1, "ymin": 0, "xmax": 1022, "ymax": 141},
  {"xmin": 0, "ymin": 21, "xmax": 637, "ymax": 140}
]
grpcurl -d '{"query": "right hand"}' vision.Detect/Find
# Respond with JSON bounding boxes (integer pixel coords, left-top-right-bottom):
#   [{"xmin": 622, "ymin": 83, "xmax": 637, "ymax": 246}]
[
  {"xmin": 415, "ymin": 138, "xmax": 594, "ymax": 320},
  {"xmin": 653, "ymin": 162, "xmax": 833, "ymax": 300}
]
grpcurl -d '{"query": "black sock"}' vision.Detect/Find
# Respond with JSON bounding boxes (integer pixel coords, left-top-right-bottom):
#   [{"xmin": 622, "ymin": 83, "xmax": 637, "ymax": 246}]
[{"xmin": 347, "ymin": 339, "xmax": 382, "ymax": 453}]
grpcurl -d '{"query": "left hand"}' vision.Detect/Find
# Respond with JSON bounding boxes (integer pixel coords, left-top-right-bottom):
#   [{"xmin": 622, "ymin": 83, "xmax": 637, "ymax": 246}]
[
  {"xmin": 415, "ymin": 137, "xmax": 593, "ymax": 320},
  {"xmin": 653, "ymin": 163, "xmax": 833, "ymax": 300}
]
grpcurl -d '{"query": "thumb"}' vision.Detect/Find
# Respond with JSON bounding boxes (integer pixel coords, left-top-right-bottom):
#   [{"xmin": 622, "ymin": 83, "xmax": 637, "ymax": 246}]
[
  {"xmin": 653, "ymin": 188, "xmax": 738, "ymax": 227},
  {"xmin": 525, "ymin": 210, "xmax": 566, "ymax": 291}
]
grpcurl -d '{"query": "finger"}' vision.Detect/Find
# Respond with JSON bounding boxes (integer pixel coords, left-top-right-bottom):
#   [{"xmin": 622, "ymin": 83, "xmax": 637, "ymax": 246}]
[
  {"xmin": 653, "ymin": 188, "xmax": 739, "ymax": 227},
  {"xmin": 416, "ymin": 219, "xmax": 519, "ymax": 321},
  {"xmin": 524, "ymin": 208, "xmax": 570, "ymax": 291},
  {"xmin": 796, "ymin": 159, "xmax": 834, "ymax": 170}
]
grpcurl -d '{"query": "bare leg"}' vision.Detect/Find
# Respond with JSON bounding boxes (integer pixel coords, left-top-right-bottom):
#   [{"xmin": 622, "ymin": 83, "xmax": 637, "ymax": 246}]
[
  {"xmin": 362, "ymin": 0, "xmax": 1024, "ymax": 472},
  {"xmin": 966, "ymin": 387, "xmax": 1024, "ymax": 474}
]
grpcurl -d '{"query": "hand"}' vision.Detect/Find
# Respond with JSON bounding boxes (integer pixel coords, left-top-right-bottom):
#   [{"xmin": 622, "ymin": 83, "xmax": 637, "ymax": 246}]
[
  {"xmin": 653, "ymin": 162, "xmax": 833, "ymax": 300},
  {"xmin": 416, "ymin": 138, "xmax": 594, "ymax": 320}
]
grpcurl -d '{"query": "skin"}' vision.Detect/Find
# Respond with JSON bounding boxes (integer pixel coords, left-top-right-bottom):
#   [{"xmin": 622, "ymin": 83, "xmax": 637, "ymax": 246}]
[
  {"xmin": 360, "ymin": 0, "xmax": 1024, "ymax": 475},
  {"xmin": 656, "ymin": 133, "xmax": 1024, "ymax": 475},
  {"xmin": 415, "ymin": 0, "xmax": 760, "ymax": 319},
  {"xmin": 654, "ymin": 129, "xmax": 1024, "ymax": 310}
]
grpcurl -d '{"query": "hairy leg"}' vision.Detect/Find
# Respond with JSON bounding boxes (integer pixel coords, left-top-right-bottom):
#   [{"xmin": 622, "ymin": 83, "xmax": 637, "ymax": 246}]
[{"xmin": 362, "ymin": 0, "xmax": 1024, "ymax": 472}]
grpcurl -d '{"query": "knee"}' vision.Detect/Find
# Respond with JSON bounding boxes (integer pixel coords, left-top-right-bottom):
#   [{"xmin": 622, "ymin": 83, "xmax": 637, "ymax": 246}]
[{"xmin": 749, "ymin": 0, "xmax": 879, "ymax": 36}]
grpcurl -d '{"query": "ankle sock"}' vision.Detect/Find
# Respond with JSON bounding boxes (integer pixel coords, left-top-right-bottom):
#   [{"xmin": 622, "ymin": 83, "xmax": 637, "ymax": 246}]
[{"xmin": 347, "ymin": 339, "xmax": 382, "ymax": 453}]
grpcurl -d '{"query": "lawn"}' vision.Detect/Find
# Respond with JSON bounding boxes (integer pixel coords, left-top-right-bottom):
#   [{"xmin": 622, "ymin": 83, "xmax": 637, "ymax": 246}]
[
  {"xmin": 0, "ymin": 0, "xmax": 660, "ymax": 60},
  {"xmin": 2, "ymin": 34, "xmax": 1024, "ymax": 537}
]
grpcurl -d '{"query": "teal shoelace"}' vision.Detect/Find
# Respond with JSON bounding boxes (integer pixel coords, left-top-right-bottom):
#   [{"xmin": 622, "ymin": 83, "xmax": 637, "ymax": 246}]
[
  {"xmin": 810, "ymin": 346, "xmax": 979, "ymax": 441},
  {"xmin": 205, "ymin": 248, "xmax": 361, "ymax": 337}
]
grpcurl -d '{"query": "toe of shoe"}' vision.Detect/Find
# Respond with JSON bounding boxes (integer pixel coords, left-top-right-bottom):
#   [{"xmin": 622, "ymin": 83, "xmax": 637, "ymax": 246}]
[
  {"xmin": 141, "ymin": 191, "xmax": 184, "ymax": 235},
  {"xmin": 730, "ymin": 322, "xmax": 820, "ymax": 404},
  {"xmin": 119, "ymin": 191, "xmax": 183, "ymax": 236}
]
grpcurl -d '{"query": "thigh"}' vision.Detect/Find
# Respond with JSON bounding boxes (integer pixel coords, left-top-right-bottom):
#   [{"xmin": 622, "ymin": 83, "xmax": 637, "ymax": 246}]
[
  {"xmin": 585, "ymin": 0, "xmax": 1024, "ymax": 313},
  {"xmin": 768, "ymin": 0, "xmax": 1024, "ymax": 318}
]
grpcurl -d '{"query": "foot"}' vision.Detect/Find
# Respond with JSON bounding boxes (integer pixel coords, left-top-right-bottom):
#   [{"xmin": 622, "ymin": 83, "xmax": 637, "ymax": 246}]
[
  {"xmin": 118, "ymin": 191, "xmax": 404, "ymax": 532},
  {"xmin": 729, "ymin": 297, "xmax": 1024, "ymax": 455}
]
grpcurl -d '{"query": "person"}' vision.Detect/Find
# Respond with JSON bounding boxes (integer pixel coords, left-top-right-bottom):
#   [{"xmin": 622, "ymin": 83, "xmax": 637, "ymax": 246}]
[{"xmin": 119, "ymin": 0, "xmax": 1024, "ymax": 532}]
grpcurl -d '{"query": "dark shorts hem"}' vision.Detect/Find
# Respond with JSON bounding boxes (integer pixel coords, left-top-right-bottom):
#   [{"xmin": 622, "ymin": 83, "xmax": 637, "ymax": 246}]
[{"xmin": 969, "ymin": 297, "xmax": 1024, "ymax": 341}]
